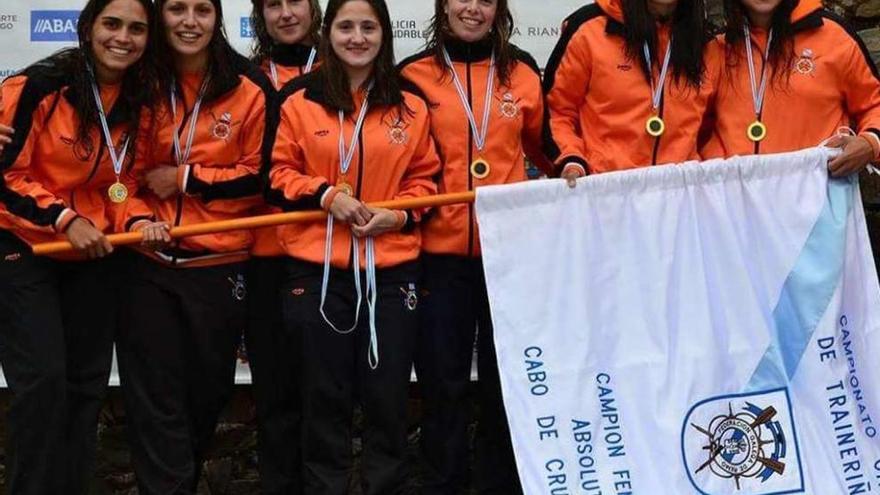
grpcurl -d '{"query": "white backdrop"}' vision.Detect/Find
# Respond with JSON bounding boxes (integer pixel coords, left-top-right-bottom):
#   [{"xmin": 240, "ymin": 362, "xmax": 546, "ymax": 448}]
[
  {"xmin": 0, "ymin": 0, "xmax": 588, "ymax": 385},
  {"xmin": 0, "ymin": 0, "xmax": 588, "ymax": 76}
]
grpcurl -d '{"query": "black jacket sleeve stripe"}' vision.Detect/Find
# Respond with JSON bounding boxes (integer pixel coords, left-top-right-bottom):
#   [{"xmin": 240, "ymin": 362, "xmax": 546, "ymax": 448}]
[
  {"xmin": 263, "ymin": 77, "xmax": 323, "ymax": 211},
  {"xmin": 541, "ymin": 5, "xmax": 603, "ymax": 167},
  {"xmin": 0, "ymin": 69, "xmax": 69, "ymax": 227}
]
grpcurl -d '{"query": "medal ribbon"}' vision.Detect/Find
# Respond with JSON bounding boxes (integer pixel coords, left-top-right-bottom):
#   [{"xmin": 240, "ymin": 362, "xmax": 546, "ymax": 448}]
[
  {"xmin": 642, "ymin": 37, "xmax": 673, "ymax": 113},
  {"xmin": 337, "ymin": 83, "xmax": 373, "ymax": 180},
  {"xmin": 87, "ymin": 66, "xmax": 130, "ymax": 182},
  {"xmin": 744, "ymin": 25, "xmax": 773, "ymax": 121},
  {"xmin": 319, "ymin": 81, "xmax": 382, "ymax": 369},
  {"xmin": 442, "ymin": 48, "xmax": 495, "ymax": 153},
  {"xmin": 170, "ymin": 76, "xmax": 210, "ymax": 166},
  {"xmin": 270, "ymin": 46, "xmax": 317, "ymax": 88}
]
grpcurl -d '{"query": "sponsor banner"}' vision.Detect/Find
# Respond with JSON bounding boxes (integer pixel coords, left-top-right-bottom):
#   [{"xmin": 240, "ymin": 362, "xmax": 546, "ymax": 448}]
[
  {"xmin": 476, "ymin": 147, "xmax": 880, "ymax": 494},
  {"xmin": 1, "ymin": 0, "xmax": 586, "ymax": 73},
  {"xmin": 30, "ymin": 10, "xmax": 79, "ymax": 42}
]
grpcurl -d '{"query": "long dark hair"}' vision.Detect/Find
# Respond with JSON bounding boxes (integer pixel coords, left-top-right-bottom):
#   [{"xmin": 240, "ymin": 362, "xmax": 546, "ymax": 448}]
[
  {"xmin": 49, "ymin": 0, "xmax": 158, "ymax": 151},
  {"xmin": 621, "ymin": 0, "xmax": 706, "ymax": 89},
  {"xmin": 722, "ymin": 0, "xmax": 797, "ymax": 85},
  {"xmin": 425, "ymin": 0, "xmax": 516, "ymax": 86},
  {"xmin": 319, "ymin": 0, "xmax": 403, "ymax": 113},
  {"xmin": 250, "ymin": 0, "xmax": 323, "ymax": 62},
  {"xmin": 154, "ymin": 0, "xmax": 239, "ymax": 101}
]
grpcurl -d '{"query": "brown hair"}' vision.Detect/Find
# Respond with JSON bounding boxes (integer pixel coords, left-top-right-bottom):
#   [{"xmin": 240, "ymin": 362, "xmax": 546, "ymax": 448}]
[{"xmin": 318, "ymin": 0, "xmax": 405, "ymax": 114}]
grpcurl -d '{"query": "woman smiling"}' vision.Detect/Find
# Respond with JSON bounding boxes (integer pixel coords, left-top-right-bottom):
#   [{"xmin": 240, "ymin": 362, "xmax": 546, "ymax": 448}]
[
  {"xmin": 114, "ymin": 0, "xmax": 272, "ymax": 492},
  {"xmin": 0, "ymin": 0, "xmax": 156, "ymax": 492},
  {"xmin": 266, "ymin": 0, "xmax": 441, "ymax": 492}
]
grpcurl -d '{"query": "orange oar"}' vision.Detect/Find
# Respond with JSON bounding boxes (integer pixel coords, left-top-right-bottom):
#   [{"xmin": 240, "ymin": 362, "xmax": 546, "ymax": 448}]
[{"xmin": 32, "ymin": 191, "xmax": 476, "ymax": 256}]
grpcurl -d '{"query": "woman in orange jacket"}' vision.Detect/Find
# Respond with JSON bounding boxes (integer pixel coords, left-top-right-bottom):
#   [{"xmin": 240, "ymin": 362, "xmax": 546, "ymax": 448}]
[
  {"xmin": 113, "ymin": 0, "xmax": 271, "ymax": 492},
  {"xmin": 0, "ymin": 0, "xmax": 156, "ymax": 492},
  {"xmin": 700, "ymin": 0, "xmax": 880, "ymax": 176},
  {"xmin": 397, "ymin": 0, "xmax": 550, "ymax": 492},
  {"xmin": 546, "ymin": 0, "xmax": 719, "ymax": 183},
  {"xmin": 247, "ymin": 0, "xmax": 322, "ymax": 492},
  {"xmin": 267, "ymin": 0, "xmax": 440, "ymax": 491}
]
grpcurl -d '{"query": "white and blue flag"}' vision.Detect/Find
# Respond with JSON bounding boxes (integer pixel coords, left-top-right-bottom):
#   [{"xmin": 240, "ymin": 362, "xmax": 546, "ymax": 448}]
[{"xmin": 476, "ymin": 147, "xmax": 880, "ymax": 494}]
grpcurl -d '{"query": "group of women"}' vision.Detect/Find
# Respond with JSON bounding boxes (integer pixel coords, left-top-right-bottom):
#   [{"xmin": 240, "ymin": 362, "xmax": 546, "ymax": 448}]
[{"xmin": 0, "ymin": 0, "xmax": 877, "ymax": 493}]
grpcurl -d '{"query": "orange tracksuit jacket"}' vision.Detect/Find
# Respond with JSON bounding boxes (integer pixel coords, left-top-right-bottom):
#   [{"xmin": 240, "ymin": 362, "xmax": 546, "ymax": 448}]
[
  {"xmin": 267, "ymin": 72, "xmax": 441, "ymax": 269},
  {"xmin": 0, "ymin": 56, "xmax": 144, "ymax": 260},
  {"xmin": 700, "ymin": 0, "xmax": 880, "ymax": 158},
  {"xmin": 399, "ymin": 39, "xmax": 552, "ymax": 257},
  {"xmin": 118, "ymin": 53, "xmax": 271, "ymax": 266},
  {"xmin": 252, "ymin": 43, "xmax": 320, "ymax": 258},
  {"xmin": 544, "ymin": 0, "xmax": 722, "ymax": 174}
]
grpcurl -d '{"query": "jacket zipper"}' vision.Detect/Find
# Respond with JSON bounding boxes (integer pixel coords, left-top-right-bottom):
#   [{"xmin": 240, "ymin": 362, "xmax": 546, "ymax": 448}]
[
  {"xmin": 355, "ymin": 126, "xmax": 365, "ymax": 199},
  {"xmin": 651, "ymin": 92, "xmax": 665, "ymax": 166},
  {"xmin": 351, "ymin": 121, "xmax": 365, "ymax": 270},
  {"xmin": 753, "ymin": 41, "xmax": 766, "ymax": 156},
  {"xmin": 466, "ymin": 60, "xmax": 475, "ymax": 257},
  {"xmin": 171, "ymin": 96, "xmax": 197, "ymax": 265}
]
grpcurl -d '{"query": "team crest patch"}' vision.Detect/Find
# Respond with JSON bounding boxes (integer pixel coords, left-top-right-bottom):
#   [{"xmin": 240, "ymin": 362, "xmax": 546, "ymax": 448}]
[
  {"xmin": 211, "ymin": 111, "xmax": 241, "ymax": 141},
  {"xmin": 386, "ymin": 117, "xmax": 409, "ymax": 145},
  {"xmin": 498, "ymin": 92, "xmax": 520, "ymax": 119},
  {"xmin": 794, "ymin": 49, "xmax": 815, "ymax": 76},
  {"xmin": 682, "ymin": 388, "xmax": 804, "ymax": 494}
]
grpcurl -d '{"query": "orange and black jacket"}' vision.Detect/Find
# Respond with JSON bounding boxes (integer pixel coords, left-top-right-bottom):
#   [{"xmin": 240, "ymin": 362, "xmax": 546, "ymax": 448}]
[
  {"xmin": 700, "ymin": 0, "xmax": 880, "ymax": 158},
  {"xmin": 119, "ymin": 52, "xmax": 271, "ymax": 266},
  {"xmin": 399, "ymin": 38, "xmax": 552, "ymax": 257},
  {"xmin": 252, "ymin": 43, "xmax": 320, "ymax": 257},
  {"xmin": 0, "ymin": 53, "xmax": 144, "ymax": 260},
  {"xmin": 267, "ymin": 72, "xmax": 441, "ymax": 269},
  {"xmin": 544, "ymin": 0, "xmax": 722, "ymax": 174},
  {"xmin": 261, "ymin": 43, "xmax": 319, "ymax": 91}
]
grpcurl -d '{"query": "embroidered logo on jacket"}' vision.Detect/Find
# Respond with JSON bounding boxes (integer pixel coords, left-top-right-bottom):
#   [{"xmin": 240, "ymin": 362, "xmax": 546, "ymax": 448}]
[
  {"xmin": 384, "ymin": 115, "xmax": 410, "ymax": 145},
  {"xmin": 794, "ymin": 48, "xmax": 815, "ymax": 76},
  {"xmin": 210, "ymin": 111, "xmax": 241, "ymax": 141},
  {"xmin": 497, "ymin": 92, "xmax": 521, "ymax": 119}
]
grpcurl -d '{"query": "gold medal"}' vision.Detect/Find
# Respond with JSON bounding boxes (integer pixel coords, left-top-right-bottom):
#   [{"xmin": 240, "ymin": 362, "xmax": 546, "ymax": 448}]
[
  {"xmin": 646, "ymin": 116, "xmax": 665, "ymax": 137},
  {"xmin": 337, "ymin": 182, "xmax": 354, "ymax": 196},
  {"xmin": 108, "ymin": 181, "xmax": 128, "ymax": 203},
  {"xmin": 470, "ymin": 159, "xmax": 490, "ymax": 179},
  {"xmin": 747, "ymin": 121, "xmax": 767, "ymax": 142}
]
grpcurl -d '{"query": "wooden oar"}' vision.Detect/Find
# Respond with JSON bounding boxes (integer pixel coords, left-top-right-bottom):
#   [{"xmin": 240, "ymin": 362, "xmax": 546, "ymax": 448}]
[{"xmin": 32, "ymin": 191, "xmax": 476, "ymax": 256}]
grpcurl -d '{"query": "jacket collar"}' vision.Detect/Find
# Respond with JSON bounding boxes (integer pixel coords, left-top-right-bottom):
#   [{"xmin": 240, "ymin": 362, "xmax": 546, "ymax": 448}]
[
  {"xmin": 271, "ymin": 42, "xmax": 318, "ymax": 67},
  {"xmin": 443, "ymin": 37, "xmax": 494, "ymax": 63},
  {"xmin": 302, "ymin": 71, "xmax": 402, "ymax": 111},
  {"xmin": 62, "ymin": 84, "xmax": 136, "ymax": 128},
  {"xmin": 207, "ymin": 63, "xmax": 243, "ymax": 103},
  {"xmin": 791, "ymin": 0, "xmax": 824, "ymax": 32},
  {"xmin": 597, "ymin": 0, "xmax": 625, "ymax": 24}
]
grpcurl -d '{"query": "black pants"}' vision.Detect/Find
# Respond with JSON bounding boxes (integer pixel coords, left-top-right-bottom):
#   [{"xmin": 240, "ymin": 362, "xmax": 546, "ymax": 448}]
[
  {"xmin": 416, "ymin": 254, "xmax": 521, "ymax": 495},
  {"xmin": 246, "ymin": 255, "xmax": 303, "ymax": 495},
  {"xmin": 117, "ymin": 254, "xmax": 246, "ymax": 495},
  {"xmin": 284, "ymin": 258, "xmax": 419, "ymax": 495},
  {"xmin": 0, "ymin": 230, "xmax": 117, "ymax": 495}
]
